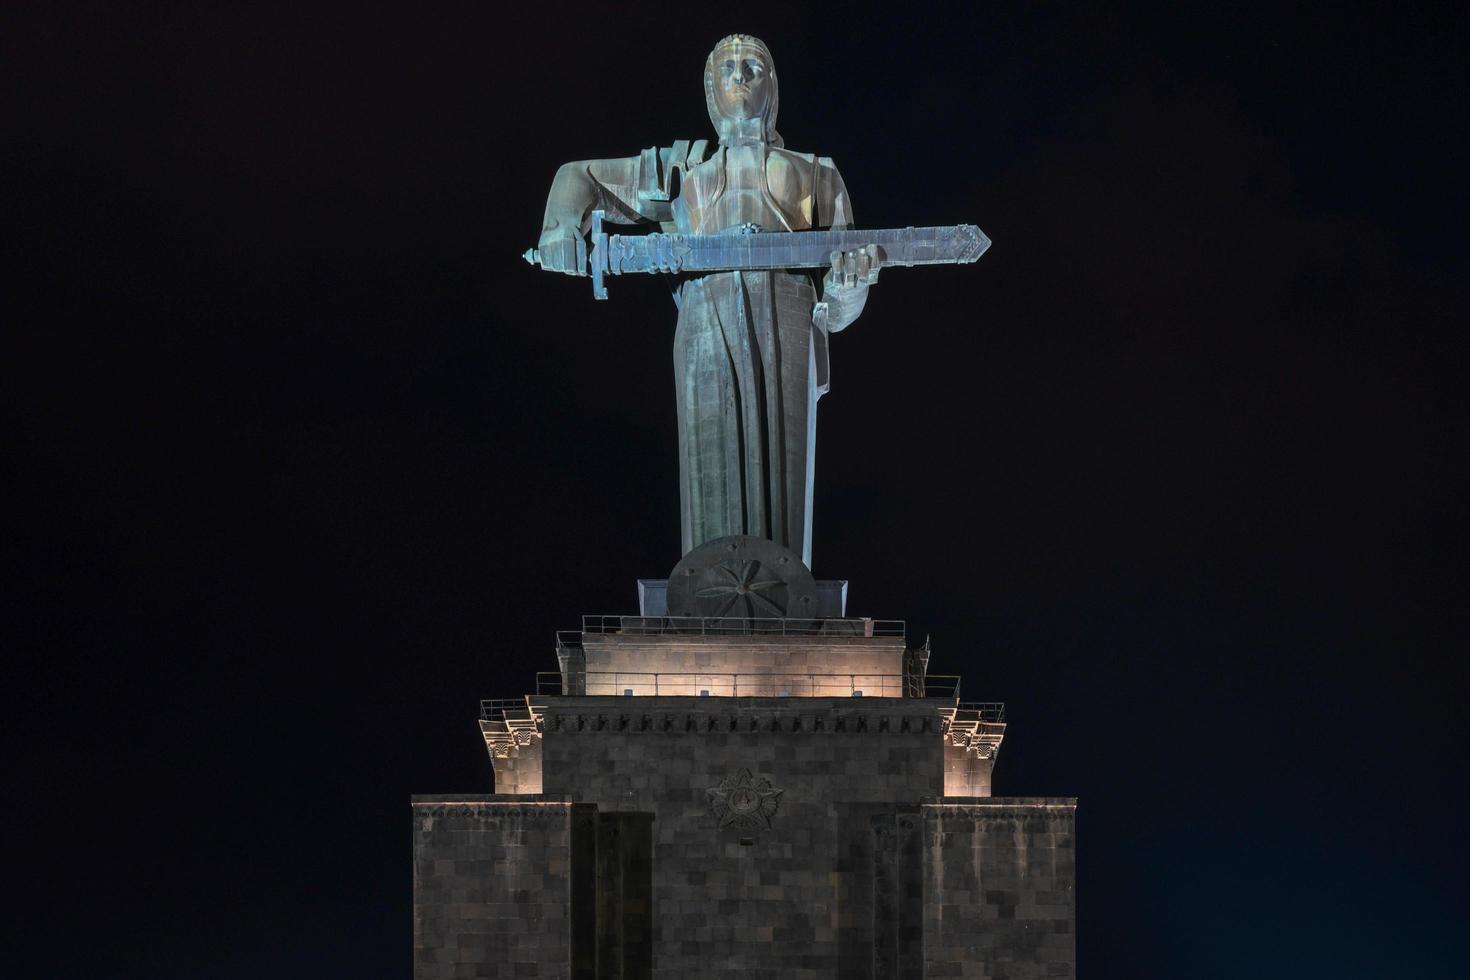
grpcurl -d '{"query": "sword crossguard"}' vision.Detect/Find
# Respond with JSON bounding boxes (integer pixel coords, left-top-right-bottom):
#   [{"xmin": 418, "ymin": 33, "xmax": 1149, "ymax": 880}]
[{"xmin": 589, "ymin": 210, "xmax": 608, "ymax": 300}]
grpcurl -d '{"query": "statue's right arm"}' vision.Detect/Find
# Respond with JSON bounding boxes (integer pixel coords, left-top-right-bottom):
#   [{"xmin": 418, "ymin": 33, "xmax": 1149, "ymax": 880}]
[{"xmin": 536, "ymin": 157, "xmax": 642, "ymax": 275}]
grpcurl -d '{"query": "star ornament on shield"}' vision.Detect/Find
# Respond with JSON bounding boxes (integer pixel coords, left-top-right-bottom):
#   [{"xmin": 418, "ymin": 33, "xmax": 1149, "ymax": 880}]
[{"xmin": 707, "ymin": 768, "xmax": 783, "ymax": 830}]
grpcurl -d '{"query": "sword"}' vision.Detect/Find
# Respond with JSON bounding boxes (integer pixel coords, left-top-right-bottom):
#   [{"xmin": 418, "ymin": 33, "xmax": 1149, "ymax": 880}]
[{"xmin": 523, "ymin": 209, "xmax": 991, "ymax": 300}]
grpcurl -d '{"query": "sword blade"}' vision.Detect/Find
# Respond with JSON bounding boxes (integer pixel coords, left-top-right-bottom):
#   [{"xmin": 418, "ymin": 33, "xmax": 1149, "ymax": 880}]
[{"xmin": 604, "ymin": 224, "xmax": 991, "ymax": 278}]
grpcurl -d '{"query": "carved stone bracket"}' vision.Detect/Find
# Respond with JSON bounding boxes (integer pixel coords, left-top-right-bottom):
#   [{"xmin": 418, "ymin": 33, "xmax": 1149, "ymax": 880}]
[
  {"xmin": 944, "ymin": 720, "xmax": 1006, "ymax": 760},
  {"xmin": 479, "ymin": 704, "xmax": 545, "ymax": 759}
]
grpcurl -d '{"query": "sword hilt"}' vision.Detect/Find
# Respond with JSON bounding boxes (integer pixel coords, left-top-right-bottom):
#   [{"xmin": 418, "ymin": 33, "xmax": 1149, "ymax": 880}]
[{"xmin": 522, "ymin": 210, "xmax": 609, "ymax": 300}]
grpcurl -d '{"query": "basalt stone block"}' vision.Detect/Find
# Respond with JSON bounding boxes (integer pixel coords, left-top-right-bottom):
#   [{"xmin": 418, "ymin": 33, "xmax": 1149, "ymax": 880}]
[
  {"xmin": 412, "ymin": 796, "xmax": 596, "ymax": 980},
  {"xmin": 921, "ymin": 799, "xmax": 1077, "ymax": 978}
]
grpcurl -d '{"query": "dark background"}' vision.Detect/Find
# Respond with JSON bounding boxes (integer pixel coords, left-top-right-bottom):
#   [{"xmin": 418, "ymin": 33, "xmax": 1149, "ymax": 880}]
[{"xmin": 5, "ymin": 2, "xmax": 1466, "ymax": 976}]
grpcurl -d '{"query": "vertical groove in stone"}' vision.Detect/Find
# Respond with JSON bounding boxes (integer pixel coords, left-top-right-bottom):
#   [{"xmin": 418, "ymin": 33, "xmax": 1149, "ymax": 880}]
[
  {"xmin": 872, "ymin": 813, "xmax": 898, "ymax": 978},
  {"xmin": 896, "ymin": 810, "xmax": 924, "ymax": 980},
  {"xmin": 571, "ymin": 805, "xmax": 598, "ymax": 980}
]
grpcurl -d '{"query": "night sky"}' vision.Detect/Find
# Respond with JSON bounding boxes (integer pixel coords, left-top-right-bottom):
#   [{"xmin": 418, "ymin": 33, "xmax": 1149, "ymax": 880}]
[{"xmin": 5, "ymin": 3, "xmax": 1467, "ymax": 976}]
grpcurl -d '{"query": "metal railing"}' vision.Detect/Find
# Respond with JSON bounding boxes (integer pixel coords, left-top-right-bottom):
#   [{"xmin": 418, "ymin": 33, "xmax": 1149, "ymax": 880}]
[
  {"xmin": 480, "ymin": 698, "xmax": 534, "ymax": 720},
  {"xmin": 576, "ymin": 615, "xmax": 905, "ymax": 638},
  {"xmin": 923, "ymin": 675, "xmax": 962, "ymax": 700},
  {"xmin": 956, "ymin": 701, "xmax": 1006, "ymax": 723},
  {"xmin": 536, "ymin": 670, "xmax": 962, "ymax": 700}
]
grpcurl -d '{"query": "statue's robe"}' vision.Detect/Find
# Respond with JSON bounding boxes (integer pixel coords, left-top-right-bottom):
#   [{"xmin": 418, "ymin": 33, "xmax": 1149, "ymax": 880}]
[{"xmin": 584, "ymin": 140, "xmax": 868, "ymax": 567}]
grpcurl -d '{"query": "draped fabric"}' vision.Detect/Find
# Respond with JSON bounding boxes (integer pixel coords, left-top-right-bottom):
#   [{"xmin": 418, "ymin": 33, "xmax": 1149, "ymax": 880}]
[
  {"xmin": 674, "ymin": 269, "xmax": 820, "ymax": 566},
  {"xmin": 565, "ymin": 140, "xmax": 863, "ymax": 569}
]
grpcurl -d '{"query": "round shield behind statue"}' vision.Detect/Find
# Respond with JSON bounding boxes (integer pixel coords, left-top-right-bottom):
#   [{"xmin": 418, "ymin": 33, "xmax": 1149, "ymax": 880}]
[{"xmin": 667, "ymin": 534, "xmax": 817, "ymax": 622}]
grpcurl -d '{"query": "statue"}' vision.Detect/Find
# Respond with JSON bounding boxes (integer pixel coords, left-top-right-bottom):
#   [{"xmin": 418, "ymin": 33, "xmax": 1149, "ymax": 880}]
[{"xmin": 530, "ymin": 34, "xmax": 988, "ymax": 588}]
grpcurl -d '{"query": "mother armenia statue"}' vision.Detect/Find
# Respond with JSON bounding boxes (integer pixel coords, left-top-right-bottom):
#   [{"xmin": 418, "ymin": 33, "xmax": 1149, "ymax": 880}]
[{"xmin": 534, "ymin": 35, "xmax": 882, "ymax": 571}]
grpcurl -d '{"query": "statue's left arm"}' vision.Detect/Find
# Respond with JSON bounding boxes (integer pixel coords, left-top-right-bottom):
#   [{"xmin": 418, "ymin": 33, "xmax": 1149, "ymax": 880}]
[{"xmin": 813, "ymin": 158, "xmax": 880, "ymax": 334}]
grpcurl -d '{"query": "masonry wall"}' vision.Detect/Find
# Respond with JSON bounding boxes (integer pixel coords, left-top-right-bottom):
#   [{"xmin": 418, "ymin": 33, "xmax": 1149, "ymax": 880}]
[
  {"xmin": 416, "ymin": 706, "xmax": 1072, "ymax": 978},
  {"xmin": 484, "ymin": 737, "xmax": 543, "ymax": 795},
  {"xmin": 411, "ymin": 795, "xmax": 595, "ymax": 979},
  {"xmin": 943, "ymin": 738, "xmax": 995, "ymax": 797},
  {"xmin": 921, "ymin": 799, "xmax": 1077, "ymax": 979},
  {"xmin": 540, "ymin": 696, "xmax": 948, "ymax": 979}
]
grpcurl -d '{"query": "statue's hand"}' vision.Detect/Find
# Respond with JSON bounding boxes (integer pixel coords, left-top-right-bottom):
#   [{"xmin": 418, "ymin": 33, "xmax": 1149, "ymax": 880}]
[
  {"xmin": 535, "ymin": 232, "xmax": 586, "ymax": 276},
  {"xmin": 828, "ymin": 245, "xmax": 882, "ymax": 289}
]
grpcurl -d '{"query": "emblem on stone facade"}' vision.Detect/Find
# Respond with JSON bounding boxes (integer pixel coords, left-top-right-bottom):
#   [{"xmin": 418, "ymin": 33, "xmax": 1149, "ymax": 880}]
[{"xmin": 706, "ymin": 767, "xmax": 783, "ymax": 830}]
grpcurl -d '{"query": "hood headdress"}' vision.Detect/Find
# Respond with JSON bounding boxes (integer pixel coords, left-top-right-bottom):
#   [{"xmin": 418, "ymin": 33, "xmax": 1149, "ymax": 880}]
[{"xmin": 703, "ymin": 34, "xmax": 783, "ymax": 148}]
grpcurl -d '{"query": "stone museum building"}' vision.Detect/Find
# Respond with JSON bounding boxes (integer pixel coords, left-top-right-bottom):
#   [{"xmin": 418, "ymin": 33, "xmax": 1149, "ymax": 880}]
[{"xmin": 412, "ymin": 34, "xmax": 1075, "ymax": 979}]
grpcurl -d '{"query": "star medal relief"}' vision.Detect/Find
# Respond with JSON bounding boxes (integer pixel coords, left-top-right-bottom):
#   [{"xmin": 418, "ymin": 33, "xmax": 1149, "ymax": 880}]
[{"xmin": 707, "ymin": 768, "xmax": 783, "ymax": 830}]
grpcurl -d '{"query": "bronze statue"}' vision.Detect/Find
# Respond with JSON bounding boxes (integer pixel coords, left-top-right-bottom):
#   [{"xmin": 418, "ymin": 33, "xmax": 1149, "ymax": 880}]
[{"xmin": 531, "ymin": 35, "xmax": 987, "ymax": 573}]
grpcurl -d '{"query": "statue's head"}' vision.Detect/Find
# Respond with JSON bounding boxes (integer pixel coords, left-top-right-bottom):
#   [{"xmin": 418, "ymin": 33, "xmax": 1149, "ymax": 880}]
[{"xmin": 704, "ymin": 34, "xmax": 782, "ymax": 147}]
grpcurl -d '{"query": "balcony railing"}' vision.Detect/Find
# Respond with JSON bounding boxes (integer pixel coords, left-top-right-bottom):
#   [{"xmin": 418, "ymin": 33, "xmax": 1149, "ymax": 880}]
[
  {"xmin": 479, "ymin": 698, "xmax": 535, "ymax": 720},
  {"xmin": 481, "ymin": 690, "xmax": 996, "ymax": 724},
  {"xmin": 573, "ymin": 615, "xmax": 905, "ymax": 638},
  {"xmin": 955, "ymin": 701, "xmax": 1007, "ymax": 723},
  {"xmin": 535, "ymin": 670, "xmax": 962, "ymax": 700}
]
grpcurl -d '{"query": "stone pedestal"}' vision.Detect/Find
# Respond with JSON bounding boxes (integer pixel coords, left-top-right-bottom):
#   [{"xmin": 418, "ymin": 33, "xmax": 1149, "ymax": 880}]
[
  {"xmin": 638, "ymin": 578, "xmax": 850, "ymax": 618},
  {"xmin": 417, "ymin": 620, "xmax": 1076, "ymax": 978}
]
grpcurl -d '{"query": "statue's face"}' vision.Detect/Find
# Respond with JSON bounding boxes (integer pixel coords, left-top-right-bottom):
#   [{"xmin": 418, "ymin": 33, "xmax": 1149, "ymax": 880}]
[{"xmin": 711, "ymin": 45, "xmax": 771, "ymax": 121}]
